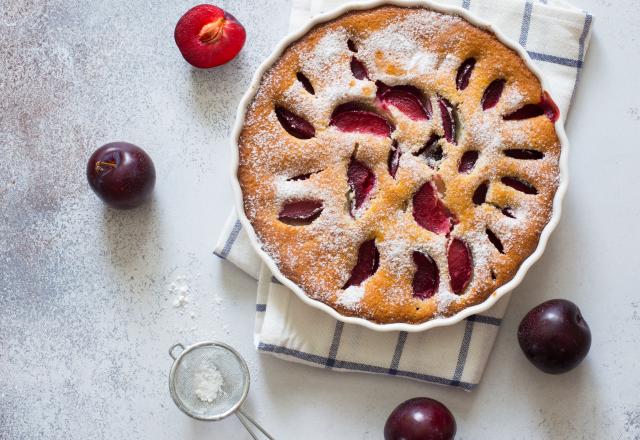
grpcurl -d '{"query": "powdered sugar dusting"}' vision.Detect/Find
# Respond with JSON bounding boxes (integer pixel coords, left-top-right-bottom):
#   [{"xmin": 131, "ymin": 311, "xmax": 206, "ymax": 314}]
[
  {"xmin": 297, "ymin": 29, "xmax": 377, "ymax": 118},
  {"xmin": 502, "ymin": 86, "xmax": 526, "ymax": 110},
  {"xmin": 436, "ymin": 290, "xmax": 459, "ymax": 313},
  {"xmin": 438, "ymin": 54, "xmax": 462, "ymax": 76},
  {"xmin": 464, "ymin": 111, "xmax": 504, "ymax": 152},
  {"xmin": 274, "ymin": 174, "xmax": 332, "ymax": 205},
  {"xmin": 303, "ymin": 28, "xmax": 350, "ymax": 76},
  {"xmin": 337, "ymin": 285, "xmax": 365, "ymax": 309},
  {"xmin": 405, "ymin": 52, "xmax": 440, "ymax": 76},
  {"xmin": 359, "ymin": 10, "xmax": 459, "ymax": 82},
  {"xmin": 379, "ymin": 238, "xmax": 413, "ymax": 274}
]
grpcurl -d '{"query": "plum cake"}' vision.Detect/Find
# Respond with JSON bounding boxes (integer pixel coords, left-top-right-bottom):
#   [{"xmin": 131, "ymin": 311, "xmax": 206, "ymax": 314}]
[{"xmin": 236, "ymin": 5, "xmax": 561, "ymax": 324}]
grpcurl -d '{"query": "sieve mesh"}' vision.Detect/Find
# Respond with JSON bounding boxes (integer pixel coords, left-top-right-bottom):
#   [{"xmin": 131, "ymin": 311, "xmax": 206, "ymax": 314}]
[{"xmin": 170, "ymin": 343, "xmax": 248, "ymax": 420}]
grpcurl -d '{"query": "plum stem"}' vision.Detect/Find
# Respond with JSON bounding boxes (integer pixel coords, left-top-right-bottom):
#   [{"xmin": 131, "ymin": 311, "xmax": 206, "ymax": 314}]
[
  {"xmin": 199, "ymin": 19, "xmax": 225, "ymax": 44},
  {"xmin": 95, "ymin": 160, "xmax": 116, "ymax": 173}
]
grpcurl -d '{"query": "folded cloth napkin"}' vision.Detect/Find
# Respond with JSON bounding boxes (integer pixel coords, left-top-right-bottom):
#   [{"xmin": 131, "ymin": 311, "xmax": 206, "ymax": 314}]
[{"xmin": 215, "ymin": 0, "xmax": 593, "ymax": 390}]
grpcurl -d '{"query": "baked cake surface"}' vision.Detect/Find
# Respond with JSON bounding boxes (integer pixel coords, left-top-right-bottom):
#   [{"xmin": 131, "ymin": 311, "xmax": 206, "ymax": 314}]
[{"xmin": 237, "ymin": 5, "xmax": 561, "ymax": 324}]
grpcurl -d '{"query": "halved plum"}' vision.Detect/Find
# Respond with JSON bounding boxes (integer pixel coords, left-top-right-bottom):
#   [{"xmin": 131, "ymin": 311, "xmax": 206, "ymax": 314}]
[{"xmin": 174, "ymin": 4, "xmax": 246, "ymax": 69}]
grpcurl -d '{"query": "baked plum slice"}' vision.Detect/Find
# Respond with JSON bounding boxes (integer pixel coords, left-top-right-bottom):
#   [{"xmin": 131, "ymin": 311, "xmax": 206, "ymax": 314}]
[
  {"xmin": 412, "ymin": 251, "xmax": 440, "ymax": 299},
  {"xmin": 278, "ymin": 200, "xmax": 323, "ymax": 225},
  {"xmin": 413, "ymin": 182, "xmax": 456, "ymax": 235},
  {"xmin": 330, "ymin": 103, "xmax": 394, "ymax": 137},
  {"xmin": 481, "ymin": 79, "xmax": 505, "ymax": 110},
  {"xmin": 448, "ymin": 238, "xmax": 472, "ymax": 294},
  {"xmin": 347, "ymin": 157, "xmax": 376, "ymax": 213},
  {"xmin": 376, "ymin": 82, "xmax": 432, "ymax": 121},
  {"xmin": 343, "ymin": 239, "xmax": 380, "ymax": 288},
  {"xmin": 504, "ymin": 92, "xmax": 560, "ymax": 122},
  {"xmin": 275, "ymin": 107, "xmax": 315, "ymax": 139}
]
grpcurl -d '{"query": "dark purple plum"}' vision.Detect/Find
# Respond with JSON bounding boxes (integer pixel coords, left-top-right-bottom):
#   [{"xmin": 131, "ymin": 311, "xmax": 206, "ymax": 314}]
[
  {"xmin": 384, "ymin": 397, "xmax": 456, "ymax": 440},
  {"xmin": 518, "ymin": 299, "xmax": 591, "ymax": 374},
  {"xmin": 87, "ymin": 142, "xmax": 156, "ymax": 209}
]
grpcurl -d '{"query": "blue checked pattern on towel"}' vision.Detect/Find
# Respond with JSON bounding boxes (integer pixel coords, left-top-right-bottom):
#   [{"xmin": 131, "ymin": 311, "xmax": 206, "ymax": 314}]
[{"xmin": 215, "ymin": 0, "xmax": 593, "ymax": 390}]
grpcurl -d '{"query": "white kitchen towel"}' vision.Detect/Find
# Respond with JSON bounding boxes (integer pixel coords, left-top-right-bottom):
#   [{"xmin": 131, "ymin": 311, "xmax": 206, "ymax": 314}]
[{"xmin": 215, "ymin": 0, "xmax": 593, "ymax": 390}]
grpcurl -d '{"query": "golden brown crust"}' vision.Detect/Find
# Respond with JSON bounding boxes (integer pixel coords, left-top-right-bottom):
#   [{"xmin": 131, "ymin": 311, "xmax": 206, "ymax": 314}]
[{"xmin": 237, "ymin": 5, "xmax": 561, "ymax": 324}]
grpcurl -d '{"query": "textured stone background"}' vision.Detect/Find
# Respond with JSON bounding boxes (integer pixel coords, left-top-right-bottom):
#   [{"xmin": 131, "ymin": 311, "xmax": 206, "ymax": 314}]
[{"xmin": 1, "ymin": 0, "xmax": 639, "ymax": 439}]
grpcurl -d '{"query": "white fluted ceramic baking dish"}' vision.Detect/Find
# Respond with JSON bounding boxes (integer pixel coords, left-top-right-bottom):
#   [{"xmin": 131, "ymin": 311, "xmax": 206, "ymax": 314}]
[{"xmin": 230, "ymin": 0, "xmax": 569, "ymax": 332}]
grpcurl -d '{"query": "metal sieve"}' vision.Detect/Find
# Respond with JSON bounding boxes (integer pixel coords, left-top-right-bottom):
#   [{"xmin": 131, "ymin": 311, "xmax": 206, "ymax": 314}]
[{"xmin": 168, "ymin": 341, "xmax": 274, "ymax": 439}]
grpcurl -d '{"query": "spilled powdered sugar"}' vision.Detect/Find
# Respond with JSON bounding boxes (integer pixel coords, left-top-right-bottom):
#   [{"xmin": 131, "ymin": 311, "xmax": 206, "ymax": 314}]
[{"xmin": 170, "ymin": 276, "xmax": 190, "ymax": 308}]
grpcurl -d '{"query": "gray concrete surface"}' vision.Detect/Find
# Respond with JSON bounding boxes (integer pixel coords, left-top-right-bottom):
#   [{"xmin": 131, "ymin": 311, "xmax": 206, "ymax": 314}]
[{"xmin": 1, "ymin": 0, "xmax": 639, "ymax": 438}]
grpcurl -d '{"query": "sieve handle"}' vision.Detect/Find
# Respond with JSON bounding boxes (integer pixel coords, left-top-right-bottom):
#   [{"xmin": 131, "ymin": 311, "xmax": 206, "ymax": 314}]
[
  {"xmin": 236, "ymin": 409, "xmax": 274, "ymax": 440},
  {"xmin": 168, "ymin": 343, "xmax": 185, "ymax": 360}
]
